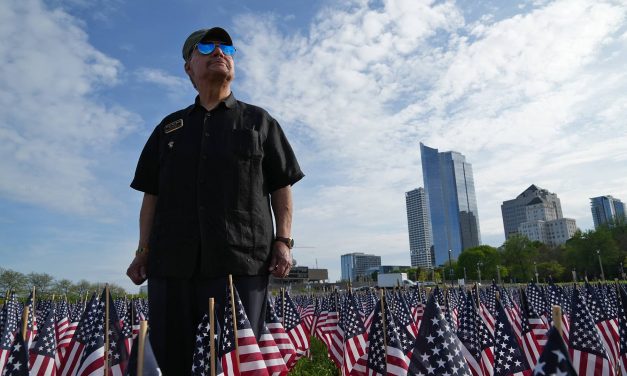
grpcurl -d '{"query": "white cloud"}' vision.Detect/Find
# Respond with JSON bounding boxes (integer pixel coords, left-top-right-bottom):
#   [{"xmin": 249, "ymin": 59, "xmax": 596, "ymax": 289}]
[
  {"xmin": 0, "ymin": 0, "xmax": 138, "ymax": 214},
  {"xmin": 233, "ymin": 0, "xmax": 627, "ymax": 280}
]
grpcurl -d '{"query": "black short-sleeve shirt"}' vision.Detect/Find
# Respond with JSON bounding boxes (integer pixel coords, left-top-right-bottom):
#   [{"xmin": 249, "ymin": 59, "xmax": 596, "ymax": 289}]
[{"xmin": 131, "ymin": 93, "xmax": 304, "ymax": 278}]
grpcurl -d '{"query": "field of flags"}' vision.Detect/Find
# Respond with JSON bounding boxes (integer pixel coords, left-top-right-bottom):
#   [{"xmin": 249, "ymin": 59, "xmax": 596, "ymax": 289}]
[{"xmin": 1, "ymin": 279, "xmax": 627, "ymax": 375}]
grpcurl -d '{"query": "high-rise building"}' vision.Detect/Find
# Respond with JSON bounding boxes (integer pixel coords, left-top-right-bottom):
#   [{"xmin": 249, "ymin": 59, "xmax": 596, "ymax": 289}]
[
  {"xmin": 340, "ymin": 252, "xmax": 381, "ymax": 282},
  {"xmin": 502, "ymin": 185, "xmax": 577, "ymax": 246},
  {"xmin": 420, "ymin": 143, "xmax": 481, "ymax": 265},
  {"xmin": 590, "ymin": 195, "xmax": 626, "ymax": 228},
  {"xmin": 405, "ymin": 188, "xmax": 435, "ymax": 268},
  {"xmin": 501, "ymin": 184, "xmax": 562, "ymax": 239}
]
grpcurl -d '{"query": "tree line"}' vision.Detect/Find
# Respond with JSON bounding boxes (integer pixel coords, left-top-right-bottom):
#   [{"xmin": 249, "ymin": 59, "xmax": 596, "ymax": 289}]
[
  {"xmin": 399, "ymin": 220, "xmax": 627, "ymax": 284},
  {"xmin": 0, "ymin": 268, "xmax": 130, "ymax": 300}
]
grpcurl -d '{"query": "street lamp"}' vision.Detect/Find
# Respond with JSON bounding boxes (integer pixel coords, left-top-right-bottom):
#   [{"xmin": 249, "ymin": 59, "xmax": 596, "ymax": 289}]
[
  {"xmin": 463, "ymin": 267, "xmax": 467, "ymax": 281},
  {"xmin": 496, "ymin": 265, "xmax": 501, "ymax": 285},
  {"xmin": 476, "ymin": 261, "xmax": 483, "ymax": 285},
  {"xmin": 597, "ymin": 249, "xmax": 606, "ymax": 282},
  {"xmin": 534, "ymin": 261, "xmax": 539, "ymax": 284},
  {"xmin": 448, "ymin": 249, "xmax": 454, "ymax": 287}
]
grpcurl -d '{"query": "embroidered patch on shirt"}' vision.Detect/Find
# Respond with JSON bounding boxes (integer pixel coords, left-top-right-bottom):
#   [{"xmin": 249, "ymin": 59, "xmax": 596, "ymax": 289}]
[{"xmin": 164, "ymin": 119, "xmax": 183, "ymax": 134}]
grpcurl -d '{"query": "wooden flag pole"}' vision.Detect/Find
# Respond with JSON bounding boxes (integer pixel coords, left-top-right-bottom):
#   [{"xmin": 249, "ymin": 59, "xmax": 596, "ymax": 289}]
[
  {"xmin": 209, "ymin": 298, "xmax": 216, "ymax": 376},
  {"xmin": 137, "ymin": 320, "xmax": 148, "ymax": 376},
  {"xmin": 21, "ymin": 304, "xmax": 29, "ymax": 341},
  {"xmin": 32, "ymin": 286, "xmax": 36, "ymax": 315},
  {"xmin": 104, "ymin": 285, "xmax": 110, "ymax": 376},
  {"xmin": 551, "ymin": 305, "xmax": 562, "ymax": 335},
  {"xmin": 228, "ymin": 275, "xmax": 240, "ymax": 370},
  {"xmin": 379, "ymin": 289, "xmax": 387, "ymax": 350}
]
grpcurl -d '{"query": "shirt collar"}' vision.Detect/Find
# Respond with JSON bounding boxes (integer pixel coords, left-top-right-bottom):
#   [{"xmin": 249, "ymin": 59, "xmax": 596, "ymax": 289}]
[{"xmin": 186, "ymin": 92, "xmax": 237, "ymax": 115}]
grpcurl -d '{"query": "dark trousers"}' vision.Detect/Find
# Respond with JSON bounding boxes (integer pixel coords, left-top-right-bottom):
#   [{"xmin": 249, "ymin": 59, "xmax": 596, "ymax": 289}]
[{"xmin": 147, "ymin": 274, "xmax": 269, "ymax": 375}]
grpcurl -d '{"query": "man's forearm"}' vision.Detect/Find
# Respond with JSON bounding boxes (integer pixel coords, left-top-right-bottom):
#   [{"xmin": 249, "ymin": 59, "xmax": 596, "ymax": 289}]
[
  {"xmin": 139, "ymin": 193, "xmax": 158, "ymax": 248},
  {"xmin": 271, "ymin": 186, "xmax": 293, "ymax": 238}
]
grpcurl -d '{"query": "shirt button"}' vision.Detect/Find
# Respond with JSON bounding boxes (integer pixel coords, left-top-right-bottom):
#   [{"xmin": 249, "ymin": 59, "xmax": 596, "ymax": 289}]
[{"xmin": 204, "ymin": 132, "xmax": 210, "ymax": 137}]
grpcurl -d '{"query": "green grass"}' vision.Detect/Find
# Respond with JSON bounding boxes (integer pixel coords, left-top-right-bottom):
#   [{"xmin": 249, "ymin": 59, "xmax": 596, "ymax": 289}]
[{"xmin": 288, "ymin": 337, "xmax": 339, "ymax": 376}]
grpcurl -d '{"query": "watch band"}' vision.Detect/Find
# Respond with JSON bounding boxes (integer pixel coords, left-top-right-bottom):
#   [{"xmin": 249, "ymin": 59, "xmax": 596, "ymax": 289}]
[{"xmin": 274, "ymin": 237, "xmax": 294, "ymax": 249}]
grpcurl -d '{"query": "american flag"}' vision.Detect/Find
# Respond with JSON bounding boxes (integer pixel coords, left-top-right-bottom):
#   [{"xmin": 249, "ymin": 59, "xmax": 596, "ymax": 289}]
[
  {"xmin": 569, "ymin": 286, "xmax": 615, "ymax": 376},
  {"xmin": 340, "ymin": 292, "xmax": 368, "ymax": 376},
  {"xmin": 105, "ymin": 291, "xmax": 129, "ymax": 376},
  {"xmin": 519, "ymin": 289, "xmax": 542, "ymax": 369},
  {"xmin": 265, "ymin": 298, "xmax": 297, "ymax": 370},
  {"xmin": 1, "ymin": 330, "xmax": 29, "ymax": 376},
  {"xmin": 23, "ymin": 291, "xmax": 38, "ymax": 351},
  {"xmin": 275, "ymin": 291, "xmax": 310, "ymax": 364},
  {"xmin": 408, "ymin": 287, "xmax": 425, "ymax": 330},
  {"xmin": 476, "ymin": 285, "xmax": 496, "ymax": 335},
  {"xmin": 120, "ymin": 304, "xmax": 133, "ymax": 357},
  {"xmin": 28, "ymin": 307, "xmax": 57, "ymax": 376},
  {"xmin": 584, "ymin": 282, "xmax": 619, "ymax": 369},
  {"xmin": 258, "ymin": 321, "xmax": 289, "ymax": 376},
  {"xmin": 0, "ymin": 293, "xmax": 19, "ymax": 375},
  {"xmin": 457, "ymin": 291, "xmax": 493, "ymax": 376},
  {"xmin": 532, "ymin": 327, "xmax": 576, "ymax": 376},
  {"xmin": 57, "ymin": 293, "xmax": 98, "ymax": 376},
  {"xmin": 500, "ymin": 287, "xmax": 523, "ymax": 344},
  {"xmin": 323, "ymin": 294, "xmax": 344, "ymax": 369},
  {"xmin": 546, "ymin": 281, "xmax": 570, "ymax": 343},
  {"xmin": 74, "ymin": 293, "xmax": 105, "ymax": 376},
  {"xmin": 388, "ymin": 292, "xmax": 416, "ymax": 358},
  {"xmin": 192, "ymin": 313, "xmax": 224, "ymax": 376},
  {"xmin": 525, "ymin": 283, "xmax": 549, "ymax": 347},
  {"xmin": 365, "ymin": 296, "xmax": 408, "ymax": 376},
  {"xmin": 616, "ymin": 284, "xmax": 627, "ymax": 375},
  {"xmin": 408, "ymin": 293, "xmax": 472, "ymax": 376},
  {"xmin": 219, "ymin": 285, "xmax": 269, "ymax": 376},
  {"xmin": 493, "ymin": 298, "xmax": 531, "ymax": 376}
]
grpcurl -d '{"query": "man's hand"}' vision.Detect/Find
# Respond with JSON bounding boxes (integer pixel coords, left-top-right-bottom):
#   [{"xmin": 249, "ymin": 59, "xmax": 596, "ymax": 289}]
[
  {"xmin": 126, "ymin": 253, "xmax": 148, "ymax": 285},
  {"xmin": 269, "ymin": 241, "xmax": 292, "ymax": 278}
]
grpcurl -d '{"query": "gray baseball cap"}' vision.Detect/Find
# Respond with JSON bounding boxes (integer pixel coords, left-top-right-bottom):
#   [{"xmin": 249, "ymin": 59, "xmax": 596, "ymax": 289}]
[{"xmin": 182, "ymin": 27, "xmax": 233, "ymax": 60}]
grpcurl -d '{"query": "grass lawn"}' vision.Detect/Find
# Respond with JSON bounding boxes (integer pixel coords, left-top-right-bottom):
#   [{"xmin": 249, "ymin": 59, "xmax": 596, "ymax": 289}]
[{"xmin": 288, "ymin": 337, "xmax": 339, "ymax": 376}]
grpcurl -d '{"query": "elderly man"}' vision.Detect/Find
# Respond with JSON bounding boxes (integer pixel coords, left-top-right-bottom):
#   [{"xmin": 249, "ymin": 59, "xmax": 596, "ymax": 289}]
[{"xmin": 126, "ymin": 27, "xmax": 304, "ymax": 373}]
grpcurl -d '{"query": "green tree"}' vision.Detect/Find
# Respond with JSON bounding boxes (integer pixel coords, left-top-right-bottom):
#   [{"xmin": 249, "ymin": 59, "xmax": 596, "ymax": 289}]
[
  {"xmin": 500, "ymin": 235, "xmax": 539, "ymax": 282},
  {"xmin": 456, "ymin": 245, "xmax": 500, "ymax": 282},
  {"xmin": 51, "ymin": 279, "xmax": 74, "ymax": 297},
  {"xmin": 0, "ymin": 269, "xmax": 28, "ymax": 295},
  {"xmin": 28, "ymin": 272, "xmax": 55, "ymax": 295},
  {"xmin": 564, "ymin": 227, "xmax": 620, "ymax": 280}
]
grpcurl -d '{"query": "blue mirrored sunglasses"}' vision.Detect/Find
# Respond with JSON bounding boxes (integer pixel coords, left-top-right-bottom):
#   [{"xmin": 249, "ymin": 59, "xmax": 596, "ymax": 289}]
[{"xmin": 196, "ymin": 42, "xmax": 236, "ymax": 56}]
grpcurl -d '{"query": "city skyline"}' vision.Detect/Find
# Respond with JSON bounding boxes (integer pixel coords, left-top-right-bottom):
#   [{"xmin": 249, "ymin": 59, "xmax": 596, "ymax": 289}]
[{"xmin": 1, "ymin": 0, "xmax": 626, "ymax": 290}]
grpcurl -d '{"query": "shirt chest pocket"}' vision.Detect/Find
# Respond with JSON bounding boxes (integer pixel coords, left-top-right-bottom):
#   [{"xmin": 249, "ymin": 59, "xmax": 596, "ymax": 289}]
[{"xmin": 231, "ymin": 129, "xmax": 262, "ymax": 159}]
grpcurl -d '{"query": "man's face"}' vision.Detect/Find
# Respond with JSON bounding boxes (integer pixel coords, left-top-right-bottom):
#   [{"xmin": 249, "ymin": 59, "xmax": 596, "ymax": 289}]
[{"xmin": 184, "ymin": 41, "xmax": 235, "ymax": 87}]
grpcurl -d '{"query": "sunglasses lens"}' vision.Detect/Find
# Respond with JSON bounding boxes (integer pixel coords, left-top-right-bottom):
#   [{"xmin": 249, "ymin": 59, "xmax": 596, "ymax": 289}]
[
  {"xmin": 196, "ymin": 43, "xmax": 216, "ymax": 55},
  {"xmin": 221, "ymin": 45, "xmax": 236, "ymax": 56}
]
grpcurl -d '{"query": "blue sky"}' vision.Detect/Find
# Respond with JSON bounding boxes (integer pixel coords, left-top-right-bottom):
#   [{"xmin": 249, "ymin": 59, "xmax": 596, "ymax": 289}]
[{"xmin": 1, "ymin": 0, "xmax": 626, "ymax": 292}]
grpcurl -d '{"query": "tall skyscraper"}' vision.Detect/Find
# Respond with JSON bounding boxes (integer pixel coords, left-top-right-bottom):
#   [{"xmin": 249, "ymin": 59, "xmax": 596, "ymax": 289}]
[
  {"xmin": 340, "ymin": 252, "xmax": 381, "ymax": 282},
  {"xmin": 501, "ymin": 184, "xmax": 562, "ymax": 239},
  {"xmin": 405, "ymin": 188, "xmax": 434, "ymax": 268},
  {"xmin": 590, "ymin": 195, "xmax": 626, "ymax": 228},
  {"xmin": 502, "ymin": 185, "xmax": 577, "ymax": 246},
  {"xmin": 420, "ymin": 143, "xmax": 481, "ymax": 265}
]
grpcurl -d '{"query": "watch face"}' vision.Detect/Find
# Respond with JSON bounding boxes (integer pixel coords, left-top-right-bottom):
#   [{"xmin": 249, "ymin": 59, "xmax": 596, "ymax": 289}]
[{"xmin": 289, "ymin": 238, "xmax": 295, "ymax": 248}]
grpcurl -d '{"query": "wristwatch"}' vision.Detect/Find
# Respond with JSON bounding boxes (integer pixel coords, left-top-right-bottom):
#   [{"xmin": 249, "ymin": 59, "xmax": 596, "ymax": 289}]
[
  {"xmin": 274, "ymin": 237, "xmax": 294, "ymax": 249},
  {"xmin": 135, "ymin": 247, "xmax": 149, "ymax": 256}
]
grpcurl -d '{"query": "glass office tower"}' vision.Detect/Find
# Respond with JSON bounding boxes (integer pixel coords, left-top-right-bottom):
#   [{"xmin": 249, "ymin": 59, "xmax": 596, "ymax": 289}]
[
  {"xmin": 420, "ymin": 143, "xmax": 481, "ymax": 265},
  {"xmin": 590, "ymin": 195, "xmax": 626, "ymax": 228}
]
